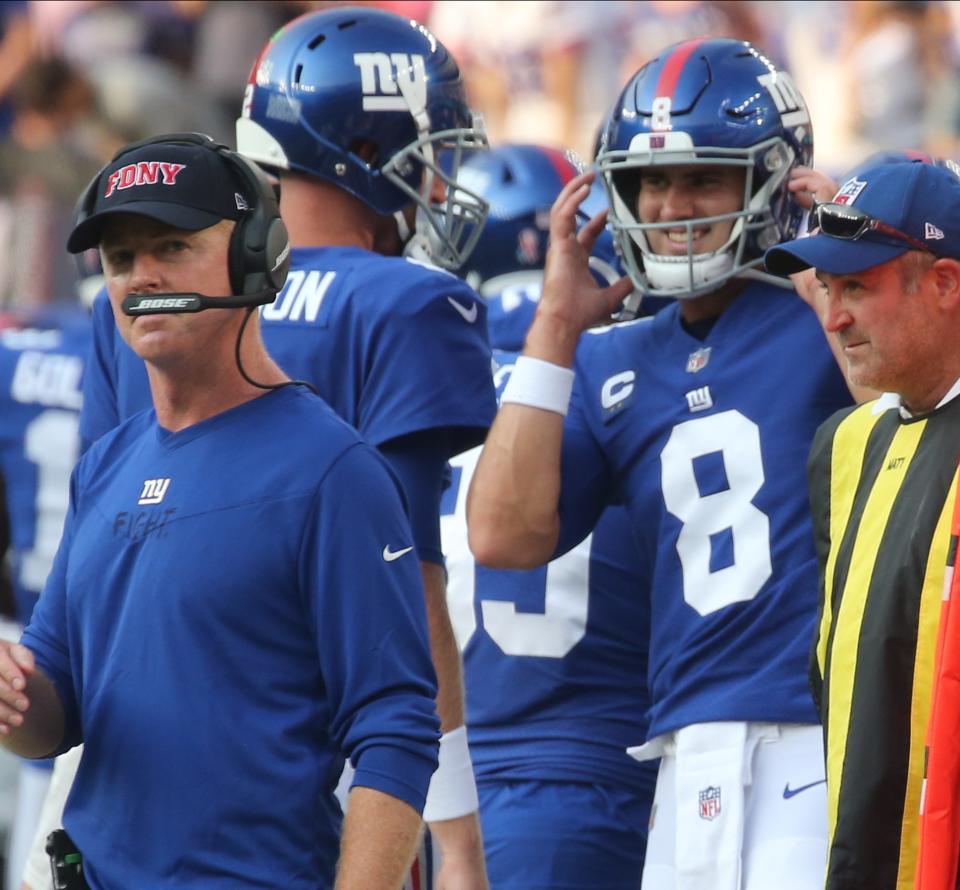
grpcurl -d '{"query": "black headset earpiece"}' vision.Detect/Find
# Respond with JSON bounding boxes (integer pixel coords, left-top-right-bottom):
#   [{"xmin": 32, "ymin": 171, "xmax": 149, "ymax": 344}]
[
  {"xmin": 160, "ymin": 133, "xmax": 289, "ymax": 301},
  {"xmin": 220, "ymin": 149, "xmax": 291, "ymax": 299}
]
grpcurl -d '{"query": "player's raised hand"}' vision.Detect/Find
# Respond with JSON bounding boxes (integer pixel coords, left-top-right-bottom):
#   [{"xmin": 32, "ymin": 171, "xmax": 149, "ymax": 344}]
[
  {"xmin": 0, "ymin": 641, "xmax": 34, "ymax": 735},
  {"xmin": 785, "ymin": 167, "xmax": 840, "ymax": 312},
  {"xmin": 526, "ymin": 171, "xmax": 633, "ymax": 366},
  {"xmin": 788, "ymin": 166, "xmax": 840, "ymax": 211}
]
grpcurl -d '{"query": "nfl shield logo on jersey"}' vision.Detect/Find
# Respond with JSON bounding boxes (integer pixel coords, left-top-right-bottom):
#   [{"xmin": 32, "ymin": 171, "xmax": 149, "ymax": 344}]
[
  {"xmin": 686, "ymin": 347, "xmax": 711, "ymax": 374},
  {"xmin": 699, "ymin": 785, "xmax": 721, "ymax": 820}
]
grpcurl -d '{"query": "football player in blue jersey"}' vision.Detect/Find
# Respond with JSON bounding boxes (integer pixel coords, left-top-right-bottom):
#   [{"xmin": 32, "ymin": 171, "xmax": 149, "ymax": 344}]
[
  {"xmin": 0, "ymin": 305, "xmax": 88, "ymax": 890},
  {"xmin": 0, "ymin": 131, "xmax": 443, "ymax": 890},
  {"xmin": 468, "ymin": 39, "xmax": 860, "ymax": 890},
  {"xmin": 77, "ymin": 8, "xmax": 495, "ymax": 888},
  {"xmin": 444, "ymin": 143, "xmax": 657, "ymax": 889}
]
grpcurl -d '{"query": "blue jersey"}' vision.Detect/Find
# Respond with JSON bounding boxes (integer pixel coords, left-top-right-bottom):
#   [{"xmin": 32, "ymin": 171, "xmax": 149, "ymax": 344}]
[
  {"xmin": 81, "ymin": 247, "xmax": 496, "ymax": 455},
  {"xmin": 482, "ymin": 273, "xmax": 542, "ymax": 352},
  {"xmin": 442, "ymin": 350, "xmax": 656, "ymax": 795},
  {"xmin": 0, "ymin": 310, "xmax": 88, "ymax": 623},
  {"xmin": 555, "ymin": 283, "xmax": 852, "ymax": 740},
  {"xmin": 23, "ymin": 386, "xmax": 440, "ymax": 890}
]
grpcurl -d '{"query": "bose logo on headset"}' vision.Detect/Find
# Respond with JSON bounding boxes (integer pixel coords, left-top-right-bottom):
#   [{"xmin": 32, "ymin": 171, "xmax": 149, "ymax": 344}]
[{"xmin": 133, "ymin": 298, "xmax": 195, "ymax": 310}]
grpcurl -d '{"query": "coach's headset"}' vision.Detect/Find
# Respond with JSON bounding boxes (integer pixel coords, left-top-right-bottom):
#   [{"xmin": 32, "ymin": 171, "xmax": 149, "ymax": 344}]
[
  {"xmin": 75, "ymin": 133, "xmax": 318, "ymax": 394},
  {"xmin": 73, "ymin": 132, "xmax": 291, "ymax": 316}
]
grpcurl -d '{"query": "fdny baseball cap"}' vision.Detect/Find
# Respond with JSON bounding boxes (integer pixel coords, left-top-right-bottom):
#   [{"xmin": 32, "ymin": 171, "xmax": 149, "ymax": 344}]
[
  {"xmin": 765, "ymin": 160, "xmax": 960, "ymax": 276},
  {"xmin": 67, "ymin": 140, "xmax": 250, "ymax": 253}
]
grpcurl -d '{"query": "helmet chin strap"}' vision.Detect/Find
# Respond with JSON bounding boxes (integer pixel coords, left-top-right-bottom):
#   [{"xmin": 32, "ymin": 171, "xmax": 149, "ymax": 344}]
[
  {"xmin": 394, "ymin": 209, "xmax": 412, "ymax": 245},
  {"xmin": 403, "ymin": 236, "xmax": 434, "ymax": 265},
  {"xmin": 390, "ymin": 210, "xmax": 430, "ymax": 263},
  {"xmin": 394, "ymin": 69, "xmax": 437, "ymax": 264}
]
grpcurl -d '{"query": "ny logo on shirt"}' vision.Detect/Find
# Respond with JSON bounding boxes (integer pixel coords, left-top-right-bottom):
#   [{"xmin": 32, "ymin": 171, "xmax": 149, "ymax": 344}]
[
  {"xmin": 353, "ymin": 52, "xmax": 427, "ymax": 112},
  {"xmin": 685, "ymin": 386, "xmax": 713, "ymax": 413},
  {"xmin": 138, "ymin": 478, "xmax": 171, "ymax": 505}
]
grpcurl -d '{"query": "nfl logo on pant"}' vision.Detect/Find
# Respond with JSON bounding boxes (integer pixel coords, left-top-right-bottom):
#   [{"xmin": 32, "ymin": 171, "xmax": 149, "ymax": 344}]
[{"xmin": 699, "ymin": 785, "xmax": 721, "ymax": 820}]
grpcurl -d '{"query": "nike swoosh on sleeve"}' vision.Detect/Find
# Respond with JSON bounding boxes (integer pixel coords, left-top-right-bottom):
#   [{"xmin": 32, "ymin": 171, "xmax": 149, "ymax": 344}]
[
  {"xmin": 383, "ymin": 545, "xmax": 414, "ymax": 562},
  {"xmin": 447, "ymin": 296, "xmax": 478, "ymax": 323}
]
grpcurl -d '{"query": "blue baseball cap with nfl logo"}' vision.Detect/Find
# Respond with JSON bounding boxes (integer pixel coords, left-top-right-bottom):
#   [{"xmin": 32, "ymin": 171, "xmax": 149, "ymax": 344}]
[{"xmin": 765, "ymin": 160, "xmax": 960, "ymax": 276}]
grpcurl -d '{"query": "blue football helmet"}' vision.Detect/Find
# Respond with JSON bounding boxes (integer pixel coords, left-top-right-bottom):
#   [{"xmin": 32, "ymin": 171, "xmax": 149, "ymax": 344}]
[
  {"xmin": 237, "ymin": 6, "xmax": 489, "ymax": 270},
  {"xmin": 456, "ymin": 144, "xmax": 623, "ymax": 289},
  {"xmin": 454, "ymin": 143, "xmax": 633, "ymax": 349},
  {"xmin": 458, "ymin": 144, "xmax": 575, "ymax": 290},
  {"xmin": 597, "ymin": 38, "xmax": 814, "ymax": 299}
]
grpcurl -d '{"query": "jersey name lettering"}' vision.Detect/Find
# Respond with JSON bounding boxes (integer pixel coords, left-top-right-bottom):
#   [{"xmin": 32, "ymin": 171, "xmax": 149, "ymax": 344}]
[
  {"xmin": 263, "ymin": 270, "xmax": 336, "ymax": 324},
  {"xmin": 11, "ymin": 352, "xmax": 83, "ymax": 409}
]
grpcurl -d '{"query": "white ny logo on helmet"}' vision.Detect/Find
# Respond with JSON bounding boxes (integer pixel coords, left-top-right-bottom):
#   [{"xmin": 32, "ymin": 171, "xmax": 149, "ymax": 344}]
[
  {"xmin": 353, "ymin": 52, "xmax": 427, "ymax": 112},
  {"xmin": 756, "ymin": 71, "xmax": 809, "ymax": 128}
]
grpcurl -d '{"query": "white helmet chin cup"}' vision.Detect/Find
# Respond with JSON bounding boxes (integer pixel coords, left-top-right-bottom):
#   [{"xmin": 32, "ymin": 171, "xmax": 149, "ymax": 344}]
[
  {"xmin": 643, "ymin": 250, "xmax": 735, "ymax": 297},
  {"xmin": 597, "ymin": 129, "xmax": 806, "ymax": 300}
]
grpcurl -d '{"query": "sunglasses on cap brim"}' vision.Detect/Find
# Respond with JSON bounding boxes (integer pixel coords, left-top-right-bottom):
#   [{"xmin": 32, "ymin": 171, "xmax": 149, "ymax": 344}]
[{"xmin": 811, "ymin": 202, "xmax": 933, "ymax": 255}]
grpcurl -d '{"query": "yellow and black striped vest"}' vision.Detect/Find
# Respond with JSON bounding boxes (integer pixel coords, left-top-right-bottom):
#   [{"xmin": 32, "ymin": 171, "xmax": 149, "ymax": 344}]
[{"xmin": 808, "ymin": 396, "xmax": 960, "ymax": 890}]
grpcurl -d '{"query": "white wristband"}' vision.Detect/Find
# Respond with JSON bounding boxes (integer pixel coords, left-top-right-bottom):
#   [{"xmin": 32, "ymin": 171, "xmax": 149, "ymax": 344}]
[
  {"xmin": 500, "ymin": 355, "xmax": 575, "ymax": 416},
  {"xmin": 422, "ymin": 725, "xmax": 479, "ymax": 822}
]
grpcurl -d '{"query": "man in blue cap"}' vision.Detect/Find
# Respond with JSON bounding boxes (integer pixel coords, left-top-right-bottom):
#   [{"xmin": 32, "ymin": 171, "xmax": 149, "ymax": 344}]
[
  {"xmin": 0, "ymin": 132, "xmax": 444, "ymax": 890},
  {"xmin": 765, "ymin": 159, "xmax": 960, "ymax": 890}
]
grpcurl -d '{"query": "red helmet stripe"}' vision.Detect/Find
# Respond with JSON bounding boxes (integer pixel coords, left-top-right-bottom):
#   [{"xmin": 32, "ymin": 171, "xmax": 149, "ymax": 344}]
[
  {"xmin": 655, "ymin": 38, "xmax": 707, "ymax": 99},
  {"xmin": 539, "ymin": 146, "xmax": 579, "ymax": 186}
]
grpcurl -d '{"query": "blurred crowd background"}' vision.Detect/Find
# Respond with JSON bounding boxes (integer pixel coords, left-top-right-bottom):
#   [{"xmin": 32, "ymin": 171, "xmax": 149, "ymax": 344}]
[
  {"xmin": 0, "ymin": 0, "xmax": 959, "ymax": 878},
  {"xmin": 0, "ymin": 0, "xmax": 957, "ymax": 315}
]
